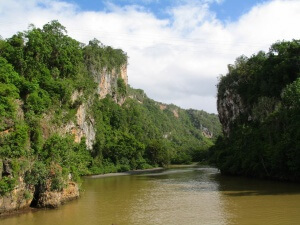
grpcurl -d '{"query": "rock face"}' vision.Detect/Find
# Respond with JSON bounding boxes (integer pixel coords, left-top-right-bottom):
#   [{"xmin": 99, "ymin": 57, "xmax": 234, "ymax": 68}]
[
  {"xmin": 92, "ymin": 64, "xmax": 128, "ymax": 103},
  {"xmin": 64, "ymin": 63, "xmax": 128, "ymax": 149},
  {"xmin": 202, "ymin": 128, "xmax": 213, "ymax": 139},
  {"xmin": 0, "ymin": 164, "xmax": 79, "ymax": 215},
  {"xmin": 0, "ymin": 181, "xmax": 79, "ymax": 214},
  {"xmin": 217, "ymin": 87, "xmax": 247, "ymax": 136},
  {"xmin": 64, "ymin": 102, "xmax": 96, "ymax": 150},
  {"xmin": 0, "ymin": 62, "xmax": 127, "ymax": 216},
  {"xmin": 36, "ymin": 182, "xmax": 79, "ymax": 208},
  {"xmin": 0, "ymin": 159, "xmax": 79, "ymax": 215},
  {"xmin": 217, "ymin": 86, "xmax": 275, "ymax": 137},
  {"xmin": 0, "ymin": 176, "xmax": 34, "ymax": 215},
  {"xmin": 39, "ymin": 63, "xmax": 128, "ymax": 150}
]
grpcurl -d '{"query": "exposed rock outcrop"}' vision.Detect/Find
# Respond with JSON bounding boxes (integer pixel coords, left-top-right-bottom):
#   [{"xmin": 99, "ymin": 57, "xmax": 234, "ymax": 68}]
[
  {"xmin": 2, "ymin": 159, "xmax": 12, "ymax": 177},
  {"xmin": 36, "ymin": 182, "xmax": 79, "ymax": 208},
  {"xmin": 159, "ymin": 104, "xmax": 167, "ymax": 110},
  {"xmin": 91, "ymin": 64, "xmax": 128, "ymax": 104},
  {"xmin": 217, "ymin": 86, "xmax": 278, "ymax": 137},
  {"xmin": 172, "ymin": 109, "xmax": 179, "ymax": 118},
  {"xmin": 0, "ymin": 23, "xmax": 130, "ymax": 217},
  {"xmin": 64, "ymin": 102, "xmax": 96, "ymax": 150},
  {"xmin": 0, "ymin": 60, "xmax": 129, "ymax": 214},
  {"xmin": 202, "ymin": 128, "xmax": 213, "ymax": 139},
  {"xmin": 39, "ymin": 63, "xmax": 127, "ymax": 150},
  {"xmin": 0, "ymin": 180, "xmax": 79, "ymax": 214},
  {"xmin": 61, "ymin": 63, "xmax": 128, "ymax": 149},
  {"xmin": 217, "ymin": 88, "xmax": 246, "ymax": 136},
  {"xmin": 0, "ymin": 159, "xmax": 79, "ymax": 215},
  {"xmin": 0, "ymin": 176, "xmax": 34, "ymax": 215}
]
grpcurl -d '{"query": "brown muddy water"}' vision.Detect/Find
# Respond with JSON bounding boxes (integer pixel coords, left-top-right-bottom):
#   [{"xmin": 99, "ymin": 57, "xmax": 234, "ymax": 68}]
[{"xmin": 1, "ymin": 167, "xmax": 300, "ymax": 225}]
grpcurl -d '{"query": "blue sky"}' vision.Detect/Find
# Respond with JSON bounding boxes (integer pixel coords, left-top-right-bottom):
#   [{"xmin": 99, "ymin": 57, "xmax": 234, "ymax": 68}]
[
  {"xmin": 64, "ymin": 0, "xmax": 269, "ymax": 22},
  {"xmin": 0, "ymin": 0, "xmax": 299, "ymax": 113}
]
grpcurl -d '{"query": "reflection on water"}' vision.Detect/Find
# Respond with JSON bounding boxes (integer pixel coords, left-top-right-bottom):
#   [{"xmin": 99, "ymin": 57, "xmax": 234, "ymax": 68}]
[
  {"xmin": 215, "ymin": 174, "xmax": 300, "ymax": 225},
  {"xmin": 129, "ymin": 168, "xmax": 227, "ymax": 225},
  {"xmin": 1, "ymin": 167, "xmax": 300, "ymax": 225}
]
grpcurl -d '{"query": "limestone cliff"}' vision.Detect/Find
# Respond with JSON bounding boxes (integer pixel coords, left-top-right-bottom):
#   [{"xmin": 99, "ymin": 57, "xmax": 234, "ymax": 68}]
[
  {"xmin": 0, "ymin": 176, "xmax": 34, "ymax": 215},
  {"xmin": 212, "ymin": 40, "xmax": 300, "ymax": 181},
  {"xmin": 217, "ymin": 83, "xmax": 278, "ymax": 137},
  {"xmin": 63, "ymin": 101, "xmax": 96, "ymax": 150},
  {"xmin": 217, "ymin": 86, "xmax": 247, "ymax": 136},
  {"xmin": 0, "ymin": 159, "xmax": 33, "ymax": 215},
  {"xmin": 0, "ymin": 62, "xmax": 128, "ymax": 216},
  {"xmin": 90, "ymin": 63, "xmax": 128, "ymax": 104},
  {"xmin": 0, "ymin": 21, "xmax": 132, "ymax": 215},
  {"xmin": 35, "ymin": 182, "xmax": 79, "ymax": 209},
  {"xmin": 39, "ymin": 63, "xmax": 128, "ymax": 150},
  {"xmin": 0, "ymin": 158, "xmax": 79, "ymax": 215},
  {"xmin": 63, "ymin": 63, "xmax": 128, "ymax": 149}
]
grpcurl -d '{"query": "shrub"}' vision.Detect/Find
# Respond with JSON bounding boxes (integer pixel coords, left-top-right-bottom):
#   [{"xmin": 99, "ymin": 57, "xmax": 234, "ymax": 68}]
[{"xmin": 0, "ymin": 176, "xmax": 16, "ymax": 195}]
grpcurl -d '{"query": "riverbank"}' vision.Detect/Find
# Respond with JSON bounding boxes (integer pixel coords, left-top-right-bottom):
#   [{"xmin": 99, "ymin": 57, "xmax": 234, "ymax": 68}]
[
  {"xmin": 0, "ymin": 206, "xmax": 38, "ymax": 218},
  {"xmin": 0, "ymin": 181, "xmax": 79, "ymax": 218},
  {"xmin": 86, "ymin": 163, "xmax": 203, "ymax": 179},
  {"xmin": 0, "ymin": 164, "xmax": 199, "ymax": 218},
  {"xmin": 86, "ymin": 167, "xmax": 165, "ymax": 178},
  {"xmin": 166, "ymin": 162, "xmax": 200, "ymax": 168},
  {"xmin": 2, "ymin": 166, "xmax": 300, "ymax": 225},
  {"xmin": 0, "ymin": 167, "xmax": 164, "ymax": 218}
]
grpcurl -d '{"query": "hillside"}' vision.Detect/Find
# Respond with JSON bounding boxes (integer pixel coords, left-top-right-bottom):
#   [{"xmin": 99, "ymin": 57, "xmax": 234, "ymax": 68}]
[
  {"xmin": 209, "ymin": 39, "xmax": 300, "ymax": 181},
  {"xmin": 0, "ymin": 21, "xmax": 221, "ymax": 213}
]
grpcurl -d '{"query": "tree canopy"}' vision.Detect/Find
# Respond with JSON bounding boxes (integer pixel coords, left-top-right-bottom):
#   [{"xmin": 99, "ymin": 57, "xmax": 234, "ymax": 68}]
[{"xmin": 210, "ymin": 40, "xmax": 300, "ymax": 181}]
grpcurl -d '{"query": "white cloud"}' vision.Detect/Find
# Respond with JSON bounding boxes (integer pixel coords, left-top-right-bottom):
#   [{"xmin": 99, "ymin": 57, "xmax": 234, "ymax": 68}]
[{"xmin": 0, "ymin": 0, "xmax": 300, "ymax": 113}]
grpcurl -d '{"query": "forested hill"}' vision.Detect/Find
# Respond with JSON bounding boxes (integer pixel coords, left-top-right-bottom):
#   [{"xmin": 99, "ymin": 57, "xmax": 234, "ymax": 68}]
[
  {"xmin": 0, "ymin": 21, "xmax": 220, "ymax": 212},
  {"xmin": 209, "ymin": 40, "xmax": 300, "ymax": 181}
]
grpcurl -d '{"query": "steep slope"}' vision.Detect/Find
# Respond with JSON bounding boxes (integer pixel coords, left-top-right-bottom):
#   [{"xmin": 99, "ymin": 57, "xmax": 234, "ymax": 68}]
[
  {"xmin": 0, "ymin": 21, "xmax": 220, "ymax": 214},
  {"xmin": 210, "ymin": 40, "xmax": 300, "ymax": 181}
]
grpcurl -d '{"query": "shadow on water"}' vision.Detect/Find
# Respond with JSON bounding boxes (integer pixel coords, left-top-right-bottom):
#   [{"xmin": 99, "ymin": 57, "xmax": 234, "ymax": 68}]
[{"xmin": 212, "ymin": 173, "xmax": 300, "ymax": 197}]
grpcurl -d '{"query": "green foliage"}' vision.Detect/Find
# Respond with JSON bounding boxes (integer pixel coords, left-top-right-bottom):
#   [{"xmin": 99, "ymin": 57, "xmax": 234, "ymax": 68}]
[
  {"xmin": 211, "ymin": 39, "xmax": 300, "ymax": 181},
  {"xmin": 41, "ymin": 134, "xmax": 92, "ymax": 176},
  {"xmin": 103, "ymin": 131, "xmax": 145, "ymax": 169},
  {"xmin": 0, "ymin": 176, "xmax": 16, "ymax": 195},
  {"xmin": 26, "ymin": 113, "xmax": 43, "ymax": 153},
  {"xmin": 83, "ymin": 38, "xmax": 127, "ymax": 73},
  {"xmin": 1, "ymin": 21, "xmax": 88, "ymax": 119},
  {"xmin": 0, "ymin": 57, "xmax": 22, "ymax": 131},
  {"xmin": 282, "ymin": 78, "xmax": 300, "ymax": 109},
  {"xmin": 0, "ymin": 20, "xmax": 221, "ymax": 198},
  {"xmin": 0, "ymin": 56, "xmax": 23, "ymax": 88},
  {"xmin": 25, "ymin": 89, "xmax": 51, "ymax": 114},
  {"xmin": 24, "ymin": 190, "xmax": 32, "ymax": 200},
  {"xmin": 0, "ymin": 123, "xmax": 29, "ymax": 158},
  {"xmin": 171, "ymin": 149, "xmax": 192, "ymax": 164},
  {"xmin": 117, "ymin": 78, "xmax": 127, "ymax": 96},
  {"xmin": 186, "ymin": 109, "xmax": 222, "ymax": 140},
  {"xmin": 90, "ymin": 88, "xmax": 218, "ymax": 171},
  {"xmin": 24, "ymin": 161, "xmax": 48, "ymax": 187},
  {"xmin": 145, "ymin": 139, "xmax": 170, "ymax": 166},
  {"xmin": 0, "ymin": 83, "xmax": 19, "ymax": 129},
  {"xmin": 49, "ymin": 164, "xmax": 67, "ymax": 191},
  {"xmin": 217, "ymin": 40, "xmax": 300, "ymax": 107},
  {"xmin": 24, "ymin": 135, "xmax": 92, "ymax": 191}
]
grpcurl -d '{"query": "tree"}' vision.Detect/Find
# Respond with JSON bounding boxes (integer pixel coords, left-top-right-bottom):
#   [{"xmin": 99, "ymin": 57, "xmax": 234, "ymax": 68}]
[{"xmin": 145, "ymin": 139, "xmax": 170, "ymax": 166}]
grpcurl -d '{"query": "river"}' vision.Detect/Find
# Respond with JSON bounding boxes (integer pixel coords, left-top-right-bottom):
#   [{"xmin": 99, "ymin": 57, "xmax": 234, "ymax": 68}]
[{"xmin": 1, "ymin": 167, "xmax": 300, "ymax": 225}]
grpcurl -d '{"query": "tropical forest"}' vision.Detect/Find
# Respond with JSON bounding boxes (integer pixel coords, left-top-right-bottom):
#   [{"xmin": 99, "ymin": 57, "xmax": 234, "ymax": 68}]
[{"xmin": 0, "ymin": 6, "xmax": 300, "ymax": 223}]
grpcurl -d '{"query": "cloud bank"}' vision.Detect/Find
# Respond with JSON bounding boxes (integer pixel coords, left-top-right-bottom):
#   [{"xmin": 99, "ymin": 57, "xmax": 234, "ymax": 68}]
[{"xmin": 0, "ymin": 0, "xmax": 300, "ymax": 113}]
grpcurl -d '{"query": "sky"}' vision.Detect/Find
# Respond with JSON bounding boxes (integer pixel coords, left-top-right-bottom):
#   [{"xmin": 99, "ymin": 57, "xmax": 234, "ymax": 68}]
[{"xmin": 0, "ymin": 0, "xmax": 300, "ymax": 113}]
